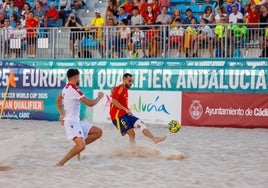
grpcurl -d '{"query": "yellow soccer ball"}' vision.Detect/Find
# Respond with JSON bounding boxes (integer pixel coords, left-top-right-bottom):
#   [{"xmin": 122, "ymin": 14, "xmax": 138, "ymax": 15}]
[{"xmin": 168, "ymin": 120, "xmax": 181, "ymax": 133}]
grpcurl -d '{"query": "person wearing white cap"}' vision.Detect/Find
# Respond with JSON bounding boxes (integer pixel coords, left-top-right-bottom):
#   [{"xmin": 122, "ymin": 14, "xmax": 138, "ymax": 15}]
[{"xmin": 90, "ymin": 9, "xmax": 105, "ymax": 41}]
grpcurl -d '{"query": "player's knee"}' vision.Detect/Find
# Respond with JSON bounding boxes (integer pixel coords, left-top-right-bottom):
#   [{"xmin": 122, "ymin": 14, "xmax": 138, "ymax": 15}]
[
  {"xmin": 134, "ymin": 120, "xmax": 147, "ymax": 131},
  {"xmin": 127, "ymin": 129, "xmax": 135, "ymax": 137}
]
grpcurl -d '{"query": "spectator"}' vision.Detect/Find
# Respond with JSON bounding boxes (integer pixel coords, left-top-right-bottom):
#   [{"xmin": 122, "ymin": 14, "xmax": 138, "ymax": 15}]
[
  {"xmin": 202, "ymin": 0, "xmax": 214, "ymax": 11},
  {"xmin": 33, "ymin": 1, "xmax": 46, "ymax": 27},
  {"xmin": 11, "ymin": 20, "xmax": 26, "ymax": 58},
  {"xmin": 0, "ymin": 11, "xmax": 6, "ymax": 27},
  {"xmin": 214, "ymin": 16, "xmax": 228, "ymax": 57},
  {"xmin": 145, "ymin": 23, "xmax": 160, "ymax": 57},
  {"xmin": 183, "ymin": 8, "xmax": 198, "ymax": 25},
  {"xmin": 91, "ymin": 9, "xmax": 105, "ymax": 41},
  {"xmin": 106, "ymin": 8, "xmax": 118, "ymax": 25},
  {"xmin": 149, "ymin": 0, "xmax": 160, "ymax": 16},
  {"xmin": 244, "ymin": 2, "xmax": 260, "ymax": 45},
  {"xmin": 144, "ymin": 5, "xmax": 157, "ymax": 25},
  {"xmin": 212, "ymin": 0, "xmax": 226, "ymax": 15},
  {"xmin": 10, "ymin": 13, "xmax": 20, "ymax": 28},
  {"xmin": 44, "ymin": 2, "xmax": 59, "ymax": 27},
  {"xmin": 122, "ymin": 0, "xmax": 133, "ymax": 15},
  {"xmin": 130, "ymin": 24, "xmax": 146, "ymax": 58},
  {"xmin": 21, "ymin": 3, "xmax": 31, "ymax": 17},
  {"xmin": 159, "ymin": 0, "xmax": 169, "ymax": 8},
  {"xmin": 5, "ymin": 1, "xmax": 20, "ymax": 19},
  {"xmin": 2, "ymin": 18, "xmax": 14, "ymax": 57},
  {"xmin": 106, "ymin": 0, "xmax": 118, "ymax": 15},
  {"xmin": 201, "ymin": 6, "xmax": 215, "ymax": 24},
  {"xmin": 184, "ymin": 18, "xmax": 198, "ymax": 57},
  {"xmin": 156, "ymin": 6, "xmax": 171, "ymax": 24},
  {"xmin": 215, "ymin": 6, "xmax": 228, "ymax": 23},
  {"xmin": 169, "ymin": 18, "xmax": 185, "ymax": 57},
  {"xmin": 25, "ymin": 11, "xmax": 39, "ymax": 58},
  {"xmin": 131, "ymin": 6, "xmax": 144, "ymax": 25},
  {"xmin": 105, "ymin": 18, "xmax": 118, "ymax": 57},
  {"xmin": 59, "ymin": 0, "xmax": 72, "ymax": 26},
  {"xmin": 230, "ymin": 19, "xmax": 248, "ymax": 56},
  {"xmin": 259, "ymin": 5, "xmax": 268, "ymax": 51},
  {"xmin": 226, "ymin": 0, "xmax": 242, "ymax": 15},
  {"xmin": 64, "ymin": 13, "xmax": 83, "ymax": 58},
  {"xmin": 115, "ymin": 19, "xmax": 131, "ymax": 57},
  {"xmin": 117, "ymin": 6, "xmax": 131, "ymax": 24},
  {"xmin": 0, "ymin": 0, "xmax": 3, "ymax": 12},
  {"xmin": 133, "ymin": 0, "xmax": 140, "ymax": 8},
  {"xmin": 138, "ymin": 0, "xmax": 148, "ymax": 18},
  {"xmin": 14, "ymin": 0, "xmax": 25, "ymax": 12},
  {"xmin": 193, "ymin": 18, "xmax": 215, "ymax": 57},
  {"xmin": 170, "ymin": 8, "xmax": 184, "ymax": 27},
  {"xmin": 228, "ymin": 5, "xmax": 243, "ymax": 24}
]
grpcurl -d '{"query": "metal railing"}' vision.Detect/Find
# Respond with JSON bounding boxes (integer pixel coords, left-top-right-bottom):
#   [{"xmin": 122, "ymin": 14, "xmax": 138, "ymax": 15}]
[{"xmin": 0, "ymin": 24, "xmax": 267, "ymax": 59}]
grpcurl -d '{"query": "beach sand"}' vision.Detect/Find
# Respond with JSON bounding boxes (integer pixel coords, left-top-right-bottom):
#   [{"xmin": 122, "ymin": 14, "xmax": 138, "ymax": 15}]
[{"xmin": 0, "ymin": 119, "xmax": 268, "ymax": 188}]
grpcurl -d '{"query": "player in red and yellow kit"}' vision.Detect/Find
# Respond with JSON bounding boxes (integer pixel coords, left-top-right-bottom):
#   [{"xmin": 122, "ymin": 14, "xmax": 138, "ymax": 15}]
[{"xmin": 110, "ymin": 73, "xmax": 167, "ymax": 145}]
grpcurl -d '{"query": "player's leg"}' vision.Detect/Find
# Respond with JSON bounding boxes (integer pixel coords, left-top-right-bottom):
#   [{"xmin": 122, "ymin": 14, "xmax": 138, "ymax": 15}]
[
  {"xmin": 134, "ymin": 119, "xmax": 167, "ymax": 144},
  {"xmin": 126, "ymin": 128, "xmax": 135, "ymax": 145},
  {"xmin": 84, "ymin": 126, "xmax": 102, "ymax": 145},
  {"xmin": 55, "ymin": 137, "xmax": 85, "ymax": 166}
]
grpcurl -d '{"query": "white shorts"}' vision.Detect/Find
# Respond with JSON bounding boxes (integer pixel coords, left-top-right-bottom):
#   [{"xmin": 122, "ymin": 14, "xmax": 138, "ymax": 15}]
[{"xmin": 64, "ymin": 120, "xmax": 93, "ymax": 140}]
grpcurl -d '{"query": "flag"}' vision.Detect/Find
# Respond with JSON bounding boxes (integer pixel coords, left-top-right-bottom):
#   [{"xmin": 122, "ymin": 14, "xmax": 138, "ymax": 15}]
[{"xmin": 9, "ymin": 70, "xmax": 16, "ymax": 88}]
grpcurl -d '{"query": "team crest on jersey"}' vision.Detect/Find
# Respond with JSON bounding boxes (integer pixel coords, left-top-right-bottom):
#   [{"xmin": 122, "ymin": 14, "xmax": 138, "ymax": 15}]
[{"xmin": 189, "ymin": 100, "xmax": 203, "ymax": 120}]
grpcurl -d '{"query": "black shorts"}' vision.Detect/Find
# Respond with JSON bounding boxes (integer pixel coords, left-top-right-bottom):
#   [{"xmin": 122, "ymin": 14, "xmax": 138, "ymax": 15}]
[
  {"xmin": 70, "ymin": 32, "xmax": 83, "ymax": 42},
  {"xmin": 27, "ymin": 37, "xmax": 36, "ymax": 45}
]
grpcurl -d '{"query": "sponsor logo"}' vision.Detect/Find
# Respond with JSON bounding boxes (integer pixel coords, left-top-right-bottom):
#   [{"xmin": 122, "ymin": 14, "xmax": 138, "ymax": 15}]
[{"xmin": 189, "ymin": 100, "xmax": 203, "ymax": 120}]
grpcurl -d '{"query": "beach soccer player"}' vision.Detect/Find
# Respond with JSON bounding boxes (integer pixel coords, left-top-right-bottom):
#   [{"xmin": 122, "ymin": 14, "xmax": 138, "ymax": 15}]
[
  {"xmin": 110, "ymin": 73, "xmax": 167, "ymax": 145},
  {"xmin": 55, "ymin": 69, "xmax": 104, "ymax": 166}
]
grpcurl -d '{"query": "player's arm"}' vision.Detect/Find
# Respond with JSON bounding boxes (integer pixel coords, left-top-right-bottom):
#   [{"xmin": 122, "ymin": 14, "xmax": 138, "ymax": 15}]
[
  {"xmin": 80, "ymin": 92, "xmax": 104, "ymax": 107},
  {"xmin": 56, "ymin": 92, "xmax": 64, "ymax": 125},
  {"xmin": 111, "ymin": 98, "xmax": 132, "ymax": 115}
]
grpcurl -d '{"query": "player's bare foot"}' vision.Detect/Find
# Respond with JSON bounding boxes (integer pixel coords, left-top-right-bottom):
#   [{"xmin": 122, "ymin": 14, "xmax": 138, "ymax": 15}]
[
  {"xmin": 153, "ymin": 136, "xmax": 167, "ymax": 144},
  {"xmin": 54, "ymin": 162, "xmax": 64, "ymax": 167}
]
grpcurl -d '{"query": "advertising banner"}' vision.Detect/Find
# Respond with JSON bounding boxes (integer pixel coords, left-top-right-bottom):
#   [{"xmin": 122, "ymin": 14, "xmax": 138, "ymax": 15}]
[
  {"xmin": 93, "ymin": 90, "xmax": 181, "ymax": 124},
  {"xmin": 182, "ymin": 92, "xmax": 268, "ymax": 128}
]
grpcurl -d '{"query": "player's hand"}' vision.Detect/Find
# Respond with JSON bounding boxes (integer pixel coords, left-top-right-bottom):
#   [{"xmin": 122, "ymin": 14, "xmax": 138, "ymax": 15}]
[
  {"xmin": 126, "ymin": 109, "xmax": 133, "ymax": 116},
  {"xmin": 97, "ymin": 92, "xmax": 104, "ymax": 99}
]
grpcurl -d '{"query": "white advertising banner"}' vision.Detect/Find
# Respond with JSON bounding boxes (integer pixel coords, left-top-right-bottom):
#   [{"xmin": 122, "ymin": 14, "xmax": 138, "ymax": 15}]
[{"xmin": 93, "ymin": 90, "xmax": 182, "ymax": 125}]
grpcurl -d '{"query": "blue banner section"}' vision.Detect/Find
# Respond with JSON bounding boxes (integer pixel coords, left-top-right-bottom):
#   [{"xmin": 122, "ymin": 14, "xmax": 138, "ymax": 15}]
[{"xmin": 0, "ymin": 58, "xmax": 267, "ymax": 121}]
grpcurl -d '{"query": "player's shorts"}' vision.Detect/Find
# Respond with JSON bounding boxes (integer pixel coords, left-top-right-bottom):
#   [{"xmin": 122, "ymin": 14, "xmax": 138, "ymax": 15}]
[
  {"xmin": 64, "ymin": 120, "xmax": 93, "ymax": 140},
  {"xmin": 112, "ymin": 114, "xmax": 139, "ymax": 136}
]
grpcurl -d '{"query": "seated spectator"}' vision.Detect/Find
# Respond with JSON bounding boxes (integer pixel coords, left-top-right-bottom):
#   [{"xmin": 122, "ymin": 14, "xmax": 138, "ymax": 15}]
[
  {"xmin": 122, "ymin": 0, "xmax": 133, "ymax": 15},
  {"xmin": 193, "ymin": 18, "xmax": 215, "ymax": 57},
  {"xmin": 33, "ymin": 1, "xmax": 46, "ymax": 27},
  {"xmin": 117, "ymin": 6, "xmax": 131, "ymax": 24},
  {"xmin": 64, "ymin": 13, "xmax": 83, "ymax": 58},
  {"xmin": 148, "ymin": 0, "xmax": 160, "ymax": 16},
  {"xmin": 156, "ymin": 6, "xmax": 171, "ymax": 24},
  {"xmin": 130, "ymin": 25, "xmax": 146, "ymax": 58},
  {"xmin": 144, "ymin": 5, "xmax": 157, "ymax": 25},
  {"xmin": 106, "ymin": 8, "xmax": 118, "ymax": 25},
  {"xmin": 9, "ymin": 13, "xmax": 20, "ymax": 28},
  {"xmin": 170, "ymin": 9, "xmax": 184, "ymax": 27},
  {"xmin": 14, "ymin": 0, "xmax": 26, "ymax": 12},
  {"xmin": 25, "ymin": 11, "xmax": 39, "ymax": 58},
  {"xmin": 183, "ymin": 8, "xmax": 198, "ymax": 25},
  {"xmin": 115, "ymin": 19, "xmax": 131, "ymax": 57},
  {"xmin": 226, "ymin": 0, "xmax": 242, "ymax": 15},
  {"xmin": 228, "ymin": 5, "xmax": 243, "ymax": 24},
  {"xmin": 131, "ymin": 6, "xmax": 144, "ymax": 25},
  {"xmin": 202, "ymin": 0, "xmax": 214, "ymax": 11},
  {"xmin": 133, "ymin": 0, "xmax": 140, "ymax": 8},
  {"xmin": 5, "ymin": 1, "xmax": 20, "ymax": 19},
  {"xmin": 11, "ymin": 20, "xmax": 26, "ymax": 58},
  {"xmin": 212, "ymin": 0, "xmax": 226, "ymax": 15},
  {"xmin": 215, "ymin": 6, "xmax": 228, "ymax": 23},
  {"xmin": 44, "ymin": 3, "xmax": 59, "ymax": 27},
  {"xmin": 106, "ymin": 0, "xmax": 118, "ymax": 15},
  {"xmin": 59, "ymin": 0, "xmax": 72, "ymax": 26},
  {"xmin": 169, "ymin": 18, "xmax": 185, "ymax": 57},
  {"xmin": 184, "ymin": 18, "xmax": 198, "ymax": 57},
  {"xmin": 201, "ymin": 6, "xmax": 215, "ymax": 24},
  {"xmin": 138, "ymin": 0, "xmax": 148, "ymax": 18},
  {"xmin": 21, "ymin": 3, "xmax": 31, "ymax": 17}
]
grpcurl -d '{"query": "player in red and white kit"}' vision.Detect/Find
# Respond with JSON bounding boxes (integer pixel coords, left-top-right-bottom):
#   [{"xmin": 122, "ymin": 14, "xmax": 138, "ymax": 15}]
[
  {"xmin": 55, "ymin": 69, "xmax": 104, "ymax": 166},
  {"xmin": 110, "ymin": 73, "xmax": 167, "ymax": 145}
]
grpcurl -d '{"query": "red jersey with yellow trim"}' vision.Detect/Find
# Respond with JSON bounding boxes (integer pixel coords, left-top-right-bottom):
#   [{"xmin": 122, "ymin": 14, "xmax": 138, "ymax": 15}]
[
  {"xmin": 25, "ymin": 18, "xmax": 39, "ymax": 38},
  {"xmin": 110, "ymin": 84, "xmax": 128, "ymax": 120}
]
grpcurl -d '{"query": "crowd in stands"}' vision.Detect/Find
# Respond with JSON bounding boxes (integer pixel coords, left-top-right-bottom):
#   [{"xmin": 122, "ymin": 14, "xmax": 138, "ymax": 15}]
[{"xmin": 1, "ymin": 0, "xmax": 268, "ymax": 58}]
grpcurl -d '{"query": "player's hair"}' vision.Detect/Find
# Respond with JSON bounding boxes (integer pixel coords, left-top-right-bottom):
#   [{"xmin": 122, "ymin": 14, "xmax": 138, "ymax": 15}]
[
  {"xmin": 123, "ymin": 73, "xmax": 132, "ymax": 79},
  {"xmin": 67, "ymin": 69, "xmax": 80, "ymax": 79}
]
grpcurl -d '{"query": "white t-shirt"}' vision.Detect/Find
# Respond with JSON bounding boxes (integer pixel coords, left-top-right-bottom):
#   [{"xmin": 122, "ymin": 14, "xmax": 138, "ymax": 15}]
[
  {"xmin": 229, "ymin": 12, "xmax": 243, "ymax": 24},
  {"xmin": 201, "ymin": 25, "xmax": 215, "ymax": 38},
  {"xmin": 62, "ymin": 83, "xmax": 84, "ymax": 121}
]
